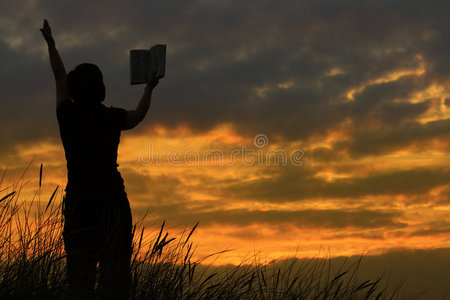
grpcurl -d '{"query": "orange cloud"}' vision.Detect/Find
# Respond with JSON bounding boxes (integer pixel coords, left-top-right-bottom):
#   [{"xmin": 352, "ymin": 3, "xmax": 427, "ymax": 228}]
[{"xmin": 3, "ymin": 123, "xmax": 449, "ymax": 266}]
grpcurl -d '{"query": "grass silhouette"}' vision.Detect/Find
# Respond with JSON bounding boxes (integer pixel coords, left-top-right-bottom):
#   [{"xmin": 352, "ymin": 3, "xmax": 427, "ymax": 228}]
[{"xmin": 0, "ymin": 165, "xmax": 415, "ymax": 299}]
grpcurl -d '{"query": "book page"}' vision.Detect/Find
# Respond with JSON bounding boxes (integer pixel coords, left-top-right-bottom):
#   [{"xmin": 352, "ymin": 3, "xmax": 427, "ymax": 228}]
[
  {"xmin": 130, "ymin": 50, "xmax": 150, "ymax": 85},
  {"xmin": 150, "ymin": 44, "xmax": 166, "ymax": 79}
]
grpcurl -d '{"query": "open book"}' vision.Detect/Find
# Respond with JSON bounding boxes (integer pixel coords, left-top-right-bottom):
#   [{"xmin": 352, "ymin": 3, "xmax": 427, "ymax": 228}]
[{"xmin": 130, "ymin": 44, "xmax": 166, "ymax": 85}]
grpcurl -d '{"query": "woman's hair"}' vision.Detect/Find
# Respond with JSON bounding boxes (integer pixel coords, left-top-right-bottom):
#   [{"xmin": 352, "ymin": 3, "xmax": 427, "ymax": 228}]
[{"xmin": 67, "ymin": 63, "xmax": 105, "ymax": 104}]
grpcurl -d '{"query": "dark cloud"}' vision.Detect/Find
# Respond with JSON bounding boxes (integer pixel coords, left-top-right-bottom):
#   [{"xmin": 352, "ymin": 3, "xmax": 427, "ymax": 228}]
[
  {"xmin": 357, "ymin": 248, "xmax": 450, "ymax": 299},
  {"xmin": 321, "ymin": 230, "xmax": 385, "ymax": 240},
  {"xmin": 350, "ymin": 76, "xmax": 430, "ymax": 124},
  {"xmin": 341, "ymin": 118, "xmax": 450, "ymax": 156},
  {"xmin": 408, "ymin": 222, "xmax": 450, "ymax": 237},
  {"xmin": 1, "ymin": 0, "xmax": 449, "ymax": 159},
  {"xmin": 120, "ymin": 168, "xmax": 187, "ymax": 206},
  {"xmin": 225, "ymin": 166, "xmax": 450, "ymax": 202},
  {"xmin": 203, "ymin": 248, "xmax": 450, "ymax": 299},
  {"xmin": 0, "ymin": 40, "xmax": 60, "ymax": 156},
  {"xmin": 270, "ymin": 248, "xmax": 450, "ymax": 299},
  {"xmin": 149, "ymin": 205, "xmax": 404, "ymax": 230},
  {"xmin": 444, "ymin": 98, "xmax": 450, "ymax": 107}
]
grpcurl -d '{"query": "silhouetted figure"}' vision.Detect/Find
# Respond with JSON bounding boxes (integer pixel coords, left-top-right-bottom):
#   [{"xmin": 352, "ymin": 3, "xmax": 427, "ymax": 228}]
[{"xmin": 41, "ymin": 20, "xmax": 159, "ymax": 300}]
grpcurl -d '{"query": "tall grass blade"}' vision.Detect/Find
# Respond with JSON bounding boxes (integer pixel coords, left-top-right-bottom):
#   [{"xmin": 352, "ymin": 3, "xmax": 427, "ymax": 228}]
[
  {"xmin": 39, "ymin": 163, "xmax": 43, "ymax": 188},
  {"xmin": 184, "ymin": 221, "xmax": 199, "ymax": 246},
  {"xmin": 0, "ymin": 191, "xmax": 15, "ymax": 203},
  {"xmin": 45, "ymin": 186, "xmax": 59, "ymax": 212}
]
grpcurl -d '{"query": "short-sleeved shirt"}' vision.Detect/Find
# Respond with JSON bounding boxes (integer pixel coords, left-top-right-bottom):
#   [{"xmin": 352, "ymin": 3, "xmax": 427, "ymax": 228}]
[{"xmin": 57, "ymin": 99, "xmax": 126, "ymax": 193}]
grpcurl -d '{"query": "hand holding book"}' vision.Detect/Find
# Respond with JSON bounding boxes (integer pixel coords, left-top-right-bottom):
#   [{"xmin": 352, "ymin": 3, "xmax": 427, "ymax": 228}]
[
  {"xmin": 145, "ymin": 71, "xmax": 159, "ymax": 92},
  {"xmin": 130, "ymin": 44, "xmax": 166, "ymax": 85}
]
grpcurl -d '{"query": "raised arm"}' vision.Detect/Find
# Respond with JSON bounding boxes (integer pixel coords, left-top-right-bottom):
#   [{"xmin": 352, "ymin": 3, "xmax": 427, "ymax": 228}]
[
  {"xmin": 40, "ymin": 19, "xmax": 69, "ymax": 111},
  {"xmin": 124, "ymin": 72, "xmax": 159, "ymax": 130}
]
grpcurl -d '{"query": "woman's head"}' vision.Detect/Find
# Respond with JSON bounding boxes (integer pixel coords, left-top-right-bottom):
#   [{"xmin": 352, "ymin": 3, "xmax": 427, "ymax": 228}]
[{"xmin": 67, "ymin": 63, "xmax": 105, "ymax": 104}]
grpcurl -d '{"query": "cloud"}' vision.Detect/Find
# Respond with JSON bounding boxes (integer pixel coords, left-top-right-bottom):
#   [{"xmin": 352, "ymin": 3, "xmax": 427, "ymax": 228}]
[
  {"xmin": 224, "ymin": 165, "xmax": 450, "ymax": 202},
  {"xmin": 271, "ymin": 248, "xmax": 450, "ymax": 299},
  {"xmin": 341, "ymin": 118, "xmax": 450, "ymax": 155},
  {"xmin": 408, "ymin": 221, "xmax": 450, "ymax": 237},
  {"xmin": 1, "ymin": 0, "xmax": 449, "ymax": 269},
  {"xmin": 164, "ymin": 208, "xmax": 404, "ymax": 229},
  {"xmin": 120, "ymin": 167, "xmax": 187, "ymax": 206},
  {"xmin": 357, "ymin": 248, "xmax": 450, "ymax": 299},
  {"xmin": 1, "ymin": 0, "xmax": 449, "ymax": 156}
]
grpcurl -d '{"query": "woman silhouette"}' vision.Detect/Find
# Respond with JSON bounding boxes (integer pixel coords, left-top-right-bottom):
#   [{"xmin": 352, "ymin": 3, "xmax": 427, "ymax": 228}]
[{"xmin": 41, "ymin": 19, "xmax": 159, "ymax": 300}]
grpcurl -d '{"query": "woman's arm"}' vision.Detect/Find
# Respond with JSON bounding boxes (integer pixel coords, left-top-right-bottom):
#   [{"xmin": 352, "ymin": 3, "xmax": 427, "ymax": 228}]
[
  {"xmin": 124, "ymin": 72, "xmax": 159, "ymax": 130},
  {"xmin": 40, "ymin": 19, "xmax": 69, "ymax": 111}
]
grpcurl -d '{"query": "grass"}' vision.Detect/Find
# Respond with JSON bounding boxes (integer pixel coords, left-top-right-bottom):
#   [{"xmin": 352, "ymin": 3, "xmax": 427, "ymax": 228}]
[{"xmin": 0, "ymin": 165, "xmax": 416, "ymax": 299}]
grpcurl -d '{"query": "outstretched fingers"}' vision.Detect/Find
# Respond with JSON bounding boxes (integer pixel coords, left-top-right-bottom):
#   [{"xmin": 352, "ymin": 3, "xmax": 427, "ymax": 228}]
[{"xmin": 40, "ymin": 19, "xmax": 54, "ymax": 45}]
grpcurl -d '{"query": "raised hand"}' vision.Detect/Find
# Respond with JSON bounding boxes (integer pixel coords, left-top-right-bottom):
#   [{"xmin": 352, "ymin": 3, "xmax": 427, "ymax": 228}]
[
  {"xmin": 40, "ymin": 18, "xmax": 68, "ymax": 109},
  {"xmin": 40, "ymin": 19, "xmax": 55, "ymax": 47}
]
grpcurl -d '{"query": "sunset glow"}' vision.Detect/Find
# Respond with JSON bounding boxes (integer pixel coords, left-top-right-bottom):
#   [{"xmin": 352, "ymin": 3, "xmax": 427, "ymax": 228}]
[
  {"xmin": 3, "ymin": 121, "xmax": 448, "ymax": 265},
  {"xmin": 1, "ymin": 1, "xmax": 449, "ymax": 296}
]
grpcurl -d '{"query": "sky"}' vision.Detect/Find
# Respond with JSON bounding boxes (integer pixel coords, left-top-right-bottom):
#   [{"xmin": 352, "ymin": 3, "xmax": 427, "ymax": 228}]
[{"xmin": 0, "ymin": 0, "xmax": 449, "ymax": 296}]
